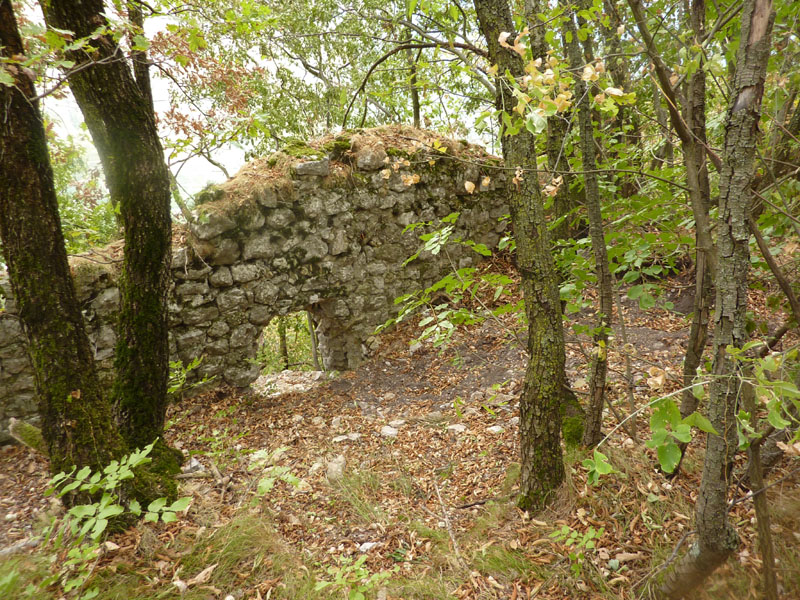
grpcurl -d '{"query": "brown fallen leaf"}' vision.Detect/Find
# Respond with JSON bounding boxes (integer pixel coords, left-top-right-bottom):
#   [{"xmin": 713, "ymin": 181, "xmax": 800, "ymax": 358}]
[
  {"xmin": 187, "ymin": 563, "xmax": 218, "ymax": 586},
  {"xmin": 615, "ymin": 551, "xmax": 644, "ymax": 562}
]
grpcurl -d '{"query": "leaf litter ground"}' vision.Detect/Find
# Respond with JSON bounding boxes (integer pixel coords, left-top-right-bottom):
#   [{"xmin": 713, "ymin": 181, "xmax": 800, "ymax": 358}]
[{"xmin": 1, "ymin": 263, "xmax": 799, "ymax": 599}]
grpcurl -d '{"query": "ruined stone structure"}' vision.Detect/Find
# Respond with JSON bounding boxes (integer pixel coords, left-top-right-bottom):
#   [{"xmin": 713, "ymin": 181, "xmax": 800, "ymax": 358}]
[{"xmin": 0, "ymin": 127, "xmax": 509, "ymax": 442}]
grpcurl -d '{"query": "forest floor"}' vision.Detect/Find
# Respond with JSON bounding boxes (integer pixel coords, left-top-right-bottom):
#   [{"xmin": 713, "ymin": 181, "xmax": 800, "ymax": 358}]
[{"xmin": 1, "ymin": 264, "xmax": 799, "ymax": 600}]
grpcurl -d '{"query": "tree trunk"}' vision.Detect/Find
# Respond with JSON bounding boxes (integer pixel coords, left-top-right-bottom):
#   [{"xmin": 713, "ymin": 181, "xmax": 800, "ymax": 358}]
[
  {"xmin": 474, "ymin": 0, "xmax": 568, "ymax": 511},
  {"xmin": 307, "ymin": 312, "xmax": 322, "ymax": 371},
  {"xmin": 278, "ymin": 317, "xmax": 290, "ymax": 370},
  {"xmin": 658, "ymin": 0, "xmax": 775, "ymax": 595},
  {"xmin": 678, "ymin": 0, "xmax": 716, "ymax": 422},
  {"xmin": 0, "ymin": 0, "xmax": 126, "ymax": 478},
  {"xmin": 43, "ymin": 1, "xmax": 176, "ymax": 467},
  {"xmin": 525, "ymin": 0, "xmax": 579, "ymax": 241},
  {"xmin": 561, "ymin": 7, "xmax": 614, "ymax": 447}
]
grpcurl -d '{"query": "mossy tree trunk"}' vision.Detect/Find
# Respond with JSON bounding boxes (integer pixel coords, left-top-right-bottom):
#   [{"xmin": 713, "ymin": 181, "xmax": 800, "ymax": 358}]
[
  {"xmin": 42, "ymin": 1, "xmax": 177, "ymax": 469},
  {"xmin": 474, "ymin": 0, "xmax": 568, "ymax": 511},
  {"xmin": 657, "ymin": 0, "xmax": 775, "ymax": 595},
  {"xmin": 0, "ymin": 0, "xmax": 126, "ymax": 477}
]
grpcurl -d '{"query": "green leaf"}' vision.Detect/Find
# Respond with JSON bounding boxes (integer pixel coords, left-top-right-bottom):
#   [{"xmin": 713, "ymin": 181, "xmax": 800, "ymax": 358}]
[
  {"xmin": 97, "ymin": 504, "xmax": 124, "ymax": 520},
  {"xmin": 168, "ymin": 497, "xmax": 193, "ymax": 512},
  {"xmin": 407, "ymin": 0, "xmax": 420, "ymax": 19},
  {"xmin": 147, "ymin": 497, "xmax": 167, "ymax": 513},
  {"xmin": 129, "ymin": 499, "xmax": 141, "ymax": 516},
  {"xmin": 144, "ymin": 512, "xmax": 159, "ymax": 523},
  {"xmin": 0, "ymin": 67, "xmax": 15, "ymax": 87},
  {"xmin": 682, "ymin": 411, "xmax": 718, "ymax": 435},
  {"xmin": 767, "ymin": 405, "xmax": 791, "ymax": 429},
  {"xmin": 627, "ymin": 284, "xmax": 643, "ymax": 299},
  {"xmin": 161, "ymin": 511, "xmax": 177, "ymax": 523},
  {"xmin": 671, "ymin": 423, "xmax": 692, "ymax": 443},
  {"xmin": 90, "ymin": 518, "xmax": 108, "ymax": 540},
  {"xmin": 69, "ymin": 504, "xmax": 98, "ymax": 519},
  {"xmin": 525, "ymin": 112, "xmax": 546, "ymax": 134},
  {"xmin": 131, "ymin": 34, "xmax": 150, "ymax": 51},
  {"xmin": 657, "ymin": 442, "xmax": 681, "ymax": 473},
  {"xmin": 592, "ymin": 450, "xmax": 615, "ymax": 474}
]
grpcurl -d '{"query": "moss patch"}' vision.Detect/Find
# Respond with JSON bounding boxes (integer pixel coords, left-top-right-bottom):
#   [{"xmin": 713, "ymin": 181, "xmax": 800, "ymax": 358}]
[
  {"xmin": 281, "ymin": 140, "xmax": 325, "ymax": 159},
  {"xmin": 194, "ymin": 183, "xmax": 224, "ymax": 206}
]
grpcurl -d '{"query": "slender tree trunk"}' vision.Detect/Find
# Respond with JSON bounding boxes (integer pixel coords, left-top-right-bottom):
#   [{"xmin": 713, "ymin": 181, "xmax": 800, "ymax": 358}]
[
  {"xmin": 658, "ymin": 0, "xmax": 775, "ymax": 595},
  {"xmin": 43, "ymin": 1, "xmax": 178, "ymax": 471},
  {"xmin": 679, "ymin": 0, "xmax": 716, "ymax": 420},
  {"xmin": 525, "ymin": 0, "xmax": 578, "ymax": 241},
  {"xmin": 474, "ymin": 0, "xmax": 568, "ymax": 511},
  {"xmin": 560, "ymin": 7, "xmax": 614, "ymax": 447},
  {"xmin": 742, "ymin": 383, "xmax": 779, "ymax": 600},
  {"xmin": 307, "ymin": 312, "xmax": 322, "ymax": 371},
  {"xmin": 278, "ymin": 317, "xmax": 290, "ymax": 370},
  {"xmin": 0, "ymin": 0, "xmax": 126, "ymax": 478}
]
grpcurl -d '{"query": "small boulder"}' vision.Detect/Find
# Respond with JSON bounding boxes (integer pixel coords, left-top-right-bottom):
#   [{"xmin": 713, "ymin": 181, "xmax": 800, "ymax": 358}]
[
  {"xmin": 380, "ymin": 426, "xmax": 398, "ymax": 438},
  {"xmin": 326, "ymin": 454, "xmax": 346, "ymax": 482}
]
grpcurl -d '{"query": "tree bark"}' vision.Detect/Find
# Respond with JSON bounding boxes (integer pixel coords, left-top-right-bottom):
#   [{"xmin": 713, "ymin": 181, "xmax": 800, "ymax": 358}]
[
  {"xmin": 43, "ymin": 1, "xmax": 176, "ymax": 462},
  {"xmin": 657, "ymin": 0, "xmax": 775, "ymax": 595},
  {"xmin": 678, "ymin": 0, "xmax": 716, "ymax": 422},
  {"xmin": 474, "ymin": 0, "xmax": 568, "ymax": 511},
  {"xmin": 525, "ymin": 0, "xmax": 579, "ymax": 241},
  {"xmin": 0, "ymin": 0, "xmax": 126, "ymax": 478},
  {"xmin": 561, "ymin": 6, "xmax": 614, "ymax": 447}
]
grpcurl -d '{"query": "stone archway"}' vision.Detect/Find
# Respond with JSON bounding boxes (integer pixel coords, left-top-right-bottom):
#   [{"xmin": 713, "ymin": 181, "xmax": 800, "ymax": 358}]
[{"xmin": 0, "ymin": 126, "xmax": 510, "ymax": 441}]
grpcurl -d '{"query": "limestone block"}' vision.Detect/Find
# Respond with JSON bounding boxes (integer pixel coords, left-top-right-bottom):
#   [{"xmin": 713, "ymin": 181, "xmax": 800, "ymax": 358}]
[
  {"xmin": 248, "ymin": 305, "xmax": 272, "ymax": 326},
  {"xmin": 207, "ymin": 320, "xmax": 230, "ymax": 338},
  {"xmin": 0, "ymin": 317, "xmax": 23, "ymax": 344},
  {"xmin": 237, "ymin": 202, "xmax": 266, "ymax": 231},
  {"xmin": 252, "ymin": 280, "xmax": 279, "ymax": 304},
  {"xmin": 224, "ymin": 363, "xmax": 261, "ymax": 388},
  {"xmin": 210, "ymin": 238, "xmax": 241, "ymax": 265},
  {"xmin": 266, "ymin": 208, "xmax": 294, "ymax": 229},
  {"xmin": 171, "ymin": 246, "xmax": 190, "ymax": 269},
  {"xmin": 173, "ymin": 266, "xmax": 212, "ymax": 281},
  {"xmin": 301, "ymin": 237, "xmax": 328, "ymax": 260},
  {"xmin": 355, "ymin": 146, "xmax": 387, "ymax": 171},
  {"xmin": 183, "ymin": 305, "xmax": 220, "ymax": 325},
  {"xmin": 192, "ymin": 211, "xmax": 237, "ymax": 240},
  {"xmin": 209, "ymin": 267, "xmax": 233, "ymax": 287},
  {"xmin": 231, "ymin": 263, "xmax": 261, "ymax": 283},
  {"xmin": 2, "ymin": 357, "xmax": 30, "ymax": 376},
  {"xmin": 205, "ymin": 337, "xmax": 229, "ymax": 356},
  {"xmin": 176, "ymin": 328, "xmax": 206, "ymax": 350},
  {"xmin": 293, "ymin": 158, "xmax": 330, "ymax": 177},
  {"xmin": 93, "ymin": 324, "xmax": 117, "ymax": 361},
  {"xmin": 198, "ymin": 355, "xmax": 224, "ymax": 378},
  {"xmin": 242, "ymin": 236, "xmax": 275, "ymax": 261},
  {"xmin": 10, "ymin": 374, "xmax": 35, "ymax": 393},
  {"xmin": 91, "ymin": 287, "xmax": 120, "ymax": 313},
  {"xmin": 217, "ymin": 288, "xmax": 248, "ymax": 312},
  {"xmin": 175, "ymin": 281, "xmax": 210, "ymax": 297},
  {"xmin": 230, "ymin": 323, "xmax": 258, "ymax": 349}
]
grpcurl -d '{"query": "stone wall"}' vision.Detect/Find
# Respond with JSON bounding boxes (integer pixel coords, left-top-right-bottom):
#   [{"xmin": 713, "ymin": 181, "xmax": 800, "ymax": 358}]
[{"xmin": 0, "ymin": 127, "xmax": 509, "ymax": 443}]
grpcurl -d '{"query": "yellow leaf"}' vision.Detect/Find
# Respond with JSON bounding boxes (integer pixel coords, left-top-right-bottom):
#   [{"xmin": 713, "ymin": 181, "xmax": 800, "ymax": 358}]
[{"xmin": 464, "ymin": 181, "xmax": 475, "ymax": 194}]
